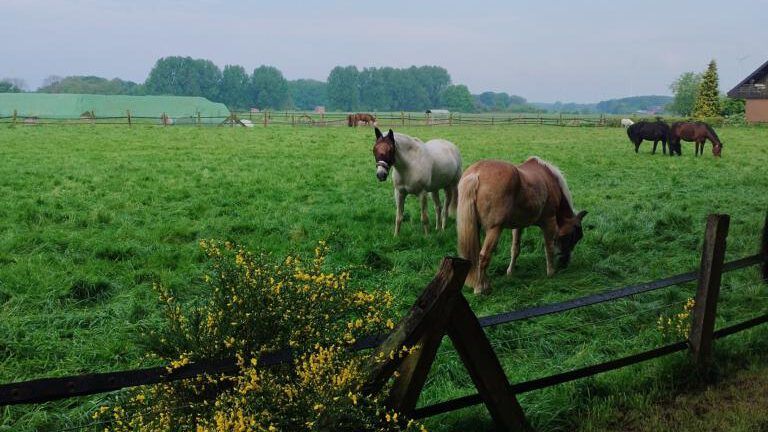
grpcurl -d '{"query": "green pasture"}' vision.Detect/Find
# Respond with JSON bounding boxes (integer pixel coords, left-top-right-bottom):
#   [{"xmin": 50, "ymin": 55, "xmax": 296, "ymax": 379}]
[{"xmin": 0, "ymin": 124, "xmax": 767, "ymax": 431}]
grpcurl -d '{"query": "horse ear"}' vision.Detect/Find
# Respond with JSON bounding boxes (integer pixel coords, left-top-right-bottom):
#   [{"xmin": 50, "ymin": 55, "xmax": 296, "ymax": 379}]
[
  {"xmin": 375, "ymin": 127, "xmax": 383, "ymax": 139},
  {"xmin": 387, "ymin": 129, "xmax": 395, "ymax": 140},
  {"xmin": 576, "ymin": 210, "xmax": 588, "ymax": 221}
]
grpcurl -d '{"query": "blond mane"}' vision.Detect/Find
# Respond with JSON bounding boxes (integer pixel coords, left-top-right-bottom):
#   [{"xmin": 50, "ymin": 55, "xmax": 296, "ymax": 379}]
[{"xmin": 526, "ymin": 157, "xmax": 574, "ymax": 212}]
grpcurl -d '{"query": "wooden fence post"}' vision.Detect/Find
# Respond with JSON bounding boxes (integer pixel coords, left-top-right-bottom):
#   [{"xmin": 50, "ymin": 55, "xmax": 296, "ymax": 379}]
[
  {"xmin": 197, "ymin": 111, "xmax": 201, "ymax": 127},
  {"xmin": 13, "ymin": 109, "xmax": 18, "ymax": 126},
  {"xmin": 364, "ymin": 257, "xmax": 469, "ymax": 396},
  {"xmin": 688, "ymin": 214, "xmax": 730, "ymax": 374},
  {"xmin": 263, "ymin": 111, "xmax": 268, "ymax": 127},
  {"xmin": 126, "ymin": 110, "xmax": 132, "ymax": 127},
  {"xmin": 401, "ymin": 111, "xmax": 405, "ymax": 127},
  {"xmin": 447, "ymin": 295, "xmax": 531, "ymax": 431},
  {"xmin": 320, "ymin": 112, "xmax": 325, "ymax": 127},
  {"xmin": 762, "ymin": 210, "xmax": 768, "ymax": 282}
]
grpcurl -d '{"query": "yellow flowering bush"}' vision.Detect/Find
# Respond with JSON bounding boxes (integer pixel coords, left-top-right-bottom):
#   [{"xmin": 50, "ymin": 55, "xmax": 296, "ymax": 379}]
[
  {"xmin": 657, "ymin": 297, "xmax": 695, "ymax": 341},
  {"xmin": 95, "ymin": 240, "xmax": 423, "ymax": 431}
]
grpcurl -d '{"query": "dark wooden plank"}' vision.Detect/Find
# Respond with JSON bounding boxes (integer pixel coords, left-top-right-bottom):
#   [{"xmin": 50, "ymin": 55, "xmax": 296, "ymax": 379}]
[
  {"xmin": 386, "ymin": 326, "xmax": 446, "ymax": 414},
  {"xmin": 688, "ymin": 214, "xmax": 730, "ymax": 373},
  {"xmin": 762, "ymin": 210, "xmax": 768, "ymax": 282},
  {"xmin": 413, "ymin": 340, "xmax": 690, "ymax": 419},
  {"xmin": 363, "ymin": 257, "xmax": 470, "ymax": 396},
  {"xmin": 446, "ymin": 295, "xmax": 531, "ymax": 431}
]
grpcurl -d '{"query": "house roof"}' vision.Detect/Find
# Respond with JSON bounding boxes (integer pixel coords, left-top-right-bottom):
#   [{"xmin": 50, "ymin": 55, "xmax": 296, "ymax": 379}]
[{"xmin": 727, "ymin": 59, "xmax": 768, "ymax": 99}]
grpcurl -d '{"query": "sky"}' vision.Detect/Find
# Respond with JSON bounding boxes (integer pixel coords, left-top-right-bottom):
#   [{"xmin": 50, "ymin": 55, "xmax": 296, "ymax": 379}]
[{"xmin": 1, "ymin": 0, "xmax": 766, "ymax": 103}]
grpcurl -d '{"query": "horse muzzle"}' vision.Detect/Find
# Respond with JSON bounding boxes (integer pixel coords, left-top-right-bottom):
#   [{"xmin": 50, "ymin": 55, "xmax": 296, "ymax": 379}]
[{"xmin": 376, "ymin": 162, "xmax": 390, "ymax": 181}]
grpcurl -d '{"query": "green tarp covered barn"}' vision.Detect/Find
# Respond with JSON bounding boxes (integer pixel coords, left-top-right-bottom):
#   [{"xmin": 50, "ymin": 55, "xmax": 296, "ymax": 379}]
[{"xmin": 0, "ymin": 93, "xmax": 230, "ymax": 123}]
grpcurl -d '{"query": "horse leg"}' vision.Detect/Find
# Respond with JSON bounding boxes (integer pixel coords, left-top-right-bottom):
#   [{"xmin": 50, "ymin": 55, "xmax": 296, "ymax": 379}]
[
  {"xmin": 662, "ymin": 139, "xmax": 667, "ymax": 155},
  {"xmin": 477, "ymin": 227, "xmax": 502, "ymax": 294},
  {"xmin": 394, "ymin": 189, "xmax": 405, "ymax": 236},
  {"xmin": 419, "ymin": 192, "xmax": 430, "ymax": 235},
  {"xmin": 431, "ymin": 191, "xmax": 443, "ymax": 231},
  {"xmin": 506, "ymin": 228, "xmax": 523, "ymax": 275},
  {"xmin": 442, "ymin": 187, "xmax": 452, "ymax": 227},
  {"xmin": 652, "ymin": 140, "xmax": 658, "ymax": 154},
  {"xmin": 634, "ymin": 139, "xmax": 640, "ymax": 153},
  {"xmin": 543, "ymin": 219, "xmax": 558, "ymax": 277}
]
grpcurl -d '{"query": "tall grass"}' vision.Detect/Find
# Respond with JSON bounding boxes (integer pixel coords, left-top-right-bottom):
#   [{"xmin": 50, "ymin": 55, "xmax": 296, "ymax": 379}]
[{"xmin": 0, "ymin": 125, "xmax": 767, "ymax": 431}]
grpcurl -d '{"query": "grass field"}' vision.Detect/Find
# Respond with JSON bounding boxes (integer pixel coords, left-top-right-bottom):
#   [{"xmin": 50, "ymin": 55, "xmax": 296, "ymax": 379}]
[{"xmin": 1, "ymin": 124, "xmax": 767, "ymax": 431}]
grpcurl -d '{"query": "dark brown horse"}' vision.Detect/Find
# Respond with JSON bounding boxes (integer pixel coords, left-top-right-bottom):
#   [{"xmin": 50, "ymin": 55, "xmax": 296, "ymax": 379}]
[
  {"xmin": 626, "ymin": 120, "xmax": 671, "ymax": 155},
  {"xmin": 457, "ymin": 157, "xmax": 587, "ymax": 294},
  {"xmin": 669, "ymin": 122, "xmax": 723, "ymax": 157}
]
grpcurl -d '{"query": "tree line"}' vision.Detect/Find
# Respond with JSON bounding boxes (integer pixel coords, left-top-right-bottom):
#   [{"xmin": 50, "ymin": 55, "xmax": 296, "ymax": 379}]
[{"xmin": 1, "ymin": 56, "xmax": 540, "ymax": 113}]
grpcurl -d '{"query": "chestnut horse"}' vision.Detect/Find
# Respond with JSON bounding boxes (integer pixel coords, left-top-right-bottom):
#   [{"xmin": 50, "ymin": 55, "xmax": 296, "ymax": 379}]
[
  {"xmin": 669, "ymin": 121, "xmax": 723, "ymax": 157},
  {"xmin": 457, "ymin": 157, "xmax": 587, "ymax": 294},
  {"xmin": 348, "ymin": 113, "xmax": 377, "ymax": 127},
  {"xmin": 373, "ymin": 128, "xmax": 462, "ymax": 235}
]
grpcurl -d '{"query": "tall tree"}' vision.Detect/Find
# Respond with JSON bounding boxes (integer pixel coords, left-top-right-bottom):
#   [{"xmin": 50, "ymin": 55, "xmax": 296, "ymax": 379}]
[
  {"xmin": 410, "ymin": 66, "xmax": 451, "ymax": 107},
  {"xmin": 440, "ymin": 85, "xmax": 474, "ymax": 112},
  {"xmin": 145, "ymin": 56, "xmax": 221, "ymax": 101},
  {"xmin": 288, "ymin": 79, "xmax": 328, "ymax": 110},
  {"xmin": 358, "ymin": 68, "xmax": 391, "ymax": 111},
  {"xmin": 0, "ymin": 80, "xmax": 22, "ymax": 93},
  {"xmin": 693, "ymin": 60, "xmax": 721, "ymax": 118},
  {"xmin": 668, "ymin": 72, "xmax": 702, "ymax": 116},
  {"xmin": 218, "ymin": 65, "xmax": 251, "ymax": 110},
  {"xmin": 327, "ymin": 66, "xmax": 360, "ymax": 111},
  {"xmin": 250, "ymin": 66, "xmax": 290, "ymax": 110}
]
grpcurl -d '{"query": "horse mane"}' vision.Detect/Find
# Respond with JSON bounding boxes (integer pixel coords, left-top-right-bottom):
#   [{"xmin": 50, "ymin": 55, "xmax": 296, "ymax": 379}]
[
  {"xmin": 702, "ymin": 123, "xmax": 722, "ymax": 145},
  {"xmin": 527, "ymin": 157, "xmax": 575, "ymax": 212}
]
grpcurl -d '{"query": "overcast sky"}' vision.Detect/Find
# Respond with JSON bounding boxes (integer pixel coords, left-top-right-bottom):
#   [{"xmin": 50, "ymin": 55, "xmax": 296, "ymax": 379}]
[{"xmin": 2, "ymin": 0, "xmax": 766, "ymax": 103}]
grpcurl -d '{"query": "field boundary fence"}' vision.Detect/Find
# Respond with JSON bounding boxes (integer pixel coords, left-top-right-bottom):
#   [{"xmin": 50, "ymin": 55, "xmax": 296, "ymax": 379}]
[
  {"xmin": 1, "ymin": 211, "xmax": 766, "ymax": 431},
  {"xmin": 0, "ymin": 109, "xmax": 614, "ymax": 128}
]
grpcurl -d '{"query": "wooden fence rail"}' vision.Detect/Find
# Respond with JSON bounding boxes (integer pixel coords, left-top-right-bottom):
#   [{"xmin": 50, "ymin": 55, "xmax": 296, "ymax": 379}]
[
  {"xmin": 1, "ymin": 111, "xmax": 612, "ymax": 128},
  {"xmin": 1, "ymin": 212, "xmax": 767, "ymax": 431}
]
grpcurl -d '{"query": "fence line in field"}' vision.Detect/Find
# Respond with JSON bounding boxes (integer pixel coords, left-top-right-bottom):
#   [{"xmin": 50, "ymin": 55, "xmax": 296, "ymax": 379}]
[
  {"xmin": 0, "ymin": 109, "xmax": 613, "ymax": 128},
  {"xmin": 0, "ymin": 211, "xmax": 766, "ymax": 431}
]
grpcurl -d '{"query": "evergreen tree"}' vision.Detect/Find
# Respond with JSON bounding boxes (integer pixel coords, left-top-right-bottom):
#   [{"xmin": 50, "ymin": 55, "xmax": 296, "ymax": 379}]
[{"xmin": 693, "ymin": 60, "xmax": 721, "ymax": 118}]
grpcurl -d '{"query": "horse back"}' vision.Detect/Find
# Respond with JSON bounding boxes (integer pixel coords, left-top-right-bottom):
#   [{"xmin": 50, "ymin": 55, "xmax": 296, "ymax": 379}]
[{"xmin": 465, "ymin": 160, "xmax": 553, "ymax": 228}]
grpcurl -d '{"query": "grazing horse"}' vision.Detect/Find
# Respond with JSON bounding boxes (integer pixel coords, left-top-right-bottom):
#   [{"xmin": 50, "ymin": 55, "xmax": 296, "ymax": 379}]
[
  {"xmin": 372, "ymin": 128, "xmax": 462, "ymax": 235},
  {"xmin": 457, "ymin": 158, "xmax": 587, "ymax": 294},
  {"xmin": 621, "ymin": 118, "xmax": 634, "ymax": 128},
  {"xmin": 349, "ymin": 113, "xmax": 377, "ymax": 127},
  {"xmin": 626, "ymin": 120, "xmax": 671, "ymax": 155},
  {"xmin": 669, "ymin": 121, "xmax": 723, "ymax": 157}
]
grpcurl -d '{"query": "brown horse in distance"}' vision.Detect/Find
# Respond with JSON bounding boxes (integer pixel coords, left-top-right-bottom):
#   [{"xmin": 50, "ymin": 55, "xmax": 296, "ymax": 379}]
[
  {"xmin": 348, "ymin": 113, "xmax": 377, "ymax": 127},
  {"xmin": 669, "ymin": 121, "xmax": 723, "ymax": 157},
  {"xmin": 457, "ymin": 157, "xmax": 587, "ymax": 294}
]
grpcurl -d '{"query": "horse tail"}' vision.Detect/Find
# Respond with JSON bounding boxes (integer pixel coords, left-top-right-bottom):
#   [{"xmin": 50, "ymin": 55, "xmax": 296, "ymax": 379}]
[
  {"xmin": 449, "ymin": 184, "xmax": 459, "ymax": 217},
  {"xmin": 457, "ymin": 173, "xmax": 481, "ymax": 287}
]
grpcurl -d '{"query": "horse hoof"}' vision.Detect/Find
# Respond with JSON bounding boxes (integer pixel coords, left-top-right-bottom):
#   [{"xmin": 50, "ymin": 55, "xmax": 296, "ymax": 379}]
[{"xmin": 506, "ymin": 267, "xmax": 514, "ymax": 276}]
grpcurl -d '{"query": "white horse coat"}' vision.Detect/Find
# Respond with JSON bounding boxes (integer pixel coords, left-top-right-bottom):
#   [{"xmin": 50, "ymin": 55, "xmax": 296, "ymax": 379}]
[{"xmin": 373, "ymin": 128, "xmax": 462, "ymax": 235}]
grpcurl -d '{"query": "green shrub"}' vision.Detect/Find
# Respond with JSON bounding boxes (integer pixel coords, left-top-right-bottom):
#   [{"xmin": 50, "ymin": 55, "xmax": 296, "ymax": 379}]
[{"xmin": 95, "ymin": 240, "xmax": 423, "ymax": 431}]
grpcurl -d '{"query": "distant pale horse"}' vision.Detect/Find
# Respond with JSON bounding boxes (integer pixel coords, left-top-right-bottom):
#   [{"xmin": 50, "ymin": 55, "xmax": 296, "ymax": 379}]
[
  {"xmin": 372, "ymin": 128, "xmax": 462, "ymax": 235},
  {"xmin": 621, "ymin": 118, "xmax": 634, "ymax": 128}
]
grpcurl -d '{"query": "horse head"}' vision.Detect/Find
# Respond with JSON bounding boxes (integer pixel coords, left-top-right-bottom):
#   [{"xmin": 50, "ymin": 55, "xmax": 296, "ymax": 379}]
[
  {"xmin": 556, "ymin": 210, "xmax": 588, "ymax": 268},
  {"xmin": 713, "ymin": 141, "xmax": 723, "ymax": 157},
  {"xmin": 373, "ymin": 127, "xmax": 396, "ymax": 181}
]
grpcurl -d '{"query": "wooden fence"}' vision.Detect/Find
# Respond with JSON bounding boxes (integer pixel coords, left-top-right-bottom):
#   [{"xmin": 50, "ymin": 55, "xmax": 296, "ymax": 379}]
[
  {"xmin": 0, "ymin": 111, "xmax": 612, "ymax": 128},
  {"xmin": 1, "ymin": 212, "xmax": 767, "ymax": 431}
]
